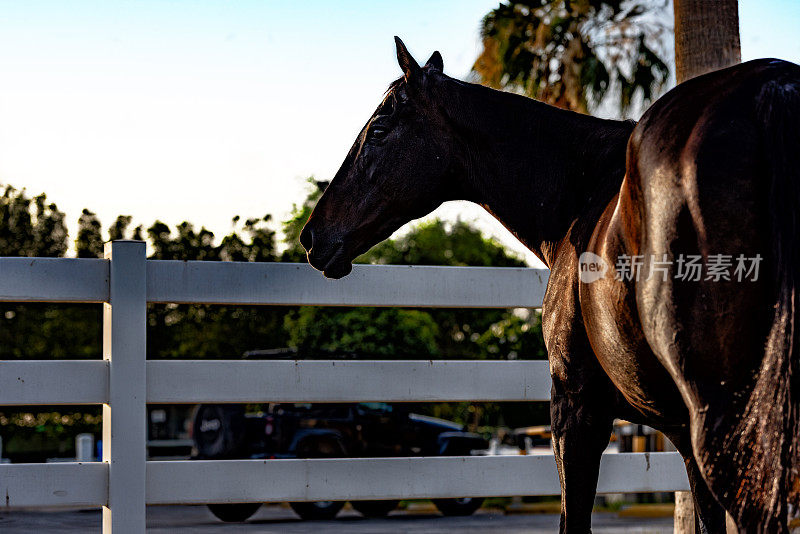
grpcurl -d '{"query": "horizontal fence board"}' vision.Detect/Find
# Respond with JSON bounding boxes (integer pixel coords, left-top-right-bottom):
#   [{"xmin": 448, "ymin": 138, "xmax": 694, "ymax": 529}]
[
  {"xmin": 147, "ymin": 360, "xmax": 552, "ymax": 403},
  {"xmin": 146, "ymin": 453, "xmax": 688, "ymax": 504},
  {"xmin": 596, "ymin": 452, "xmax": 689, "ymax": 493},
  {"xmin": 0, "ymin": 454, "xmax": 688, "ymax": 507},
  {"xmin": 0, "ymin": 258, "xmax": 550, "ymax": 308},
  {"xmin": 0, "ymin": 257, "xmax": 109, "ymax": 303},
  {"xmin": 0, "ymin": 463, "xmax": 107, "ymax": 507},
  {"xmin": 0, "ymin": 360, "xmax": 108, "ymax": 405},
  {"xmin": 147, "ymin": 262, "xmax": 548, "ymax": 308}
]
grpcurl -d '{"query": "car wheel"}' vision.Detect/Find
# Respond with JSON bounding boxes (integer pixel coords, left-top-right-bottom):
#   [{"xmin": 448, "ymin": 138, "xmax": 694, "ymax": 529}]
[
  {"xmin": 432, "ymin": 497, "xmax": 484, "ymax": 516},
  {"xmin": 207, "ymin": 503, "xmax": 262, "ymax": 522},
  {"xmin": 351, "ymin": 500, "xmax": 399, "ymax": 517},
  {"xmin": 289, "ymin": 435, "xmax": 347, "ymax": 520},
  {"xmin": 192, "ymin": 404, "xmax": 247, "ymax": 459},
  {"xmin": 289, "ymin": 501, "xmax": 346, "ymax": 520}
]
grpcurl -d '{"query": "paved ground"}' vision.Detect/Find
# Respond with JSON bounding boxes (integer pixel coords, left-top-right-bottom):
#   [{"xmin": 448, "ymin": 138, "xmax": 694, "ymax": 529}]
[{"xmin": 0, "ymin": 504, "xmax": 674, "ymax": 533}]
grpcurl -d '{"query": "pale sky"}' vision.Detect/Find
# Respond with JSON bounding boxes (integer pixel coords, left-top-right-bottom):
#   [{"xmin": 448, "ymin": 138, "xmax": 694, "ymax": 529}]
[{"xmin": 1, "ymin": 0, "xmax": 799, "ymax": 264}]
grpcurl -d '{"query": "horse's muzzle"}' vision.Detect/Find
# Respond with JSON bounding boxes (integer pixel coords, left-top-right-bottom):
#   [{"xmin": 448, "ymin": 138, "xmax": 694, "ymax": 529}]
[{"xmin": 300, "ymin": 225, "xmax": 353, "ymax": 279}]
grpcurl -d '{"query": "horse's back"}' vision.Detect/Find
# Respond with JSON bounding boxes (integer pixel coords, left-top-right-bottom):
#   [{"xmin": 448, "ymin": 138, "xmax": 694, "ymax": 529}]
[{"xmin": 625, "ymin": 58, "xmax": 800, "ymax": 529}]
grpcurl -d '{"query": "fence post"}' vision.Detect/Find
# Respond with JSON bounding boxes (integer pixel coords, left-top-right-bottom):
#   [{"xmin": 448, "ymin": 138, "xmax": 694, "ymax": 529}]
[
  {"xmin": 75, "ymin": 433, "xmax": 95, "ymax": 462},
  {"xmin": 102, "ymin": 241, "xmax": 147, "ymax": 533}
]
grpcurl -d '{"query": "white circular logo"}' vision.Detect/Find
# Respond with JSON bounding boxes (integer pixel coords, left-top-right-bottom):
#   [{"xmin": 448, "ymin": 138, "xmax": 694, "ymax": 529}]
[{"xmin": 578, "ymin": 252, "xmax": 608, "ymax": 284}]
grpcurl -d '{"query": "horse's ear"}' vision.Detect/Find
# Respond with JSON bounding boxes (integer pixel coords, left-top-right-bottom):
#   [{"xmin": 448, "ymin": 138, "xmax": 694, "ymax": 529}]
[
  {"xmin": 394, "ymin": 36, "xmax": 420, "ymax": 81},
  {"xmin": 424, "ymin": 51, "xmax": 443, "ymax": 72}
]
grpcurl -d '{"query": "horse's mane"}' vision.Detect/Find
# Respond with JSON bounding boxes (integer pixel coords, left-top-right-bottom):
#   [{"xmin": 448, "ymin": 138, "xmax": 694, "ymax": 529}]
[{"xmin": 385, "ymin": 77, "xmax": 404, "ymax": 96}]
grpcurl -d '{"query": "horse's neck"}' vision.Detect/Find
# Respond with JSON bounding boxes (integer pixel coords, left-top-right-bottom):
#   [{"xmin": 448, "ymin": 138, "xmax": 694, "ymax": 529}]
[{"xmin": 442, "ymin": 80, "xmax": 633, "ymax": 267}]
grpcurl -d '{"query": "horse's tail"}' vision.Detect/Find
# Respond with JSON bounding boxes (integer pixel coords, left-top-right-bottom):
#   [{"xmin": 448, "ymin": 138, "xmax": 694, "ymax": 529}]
[{"xmin": 731, "ymin": 72, "xmax": 800, "ymax": 530}]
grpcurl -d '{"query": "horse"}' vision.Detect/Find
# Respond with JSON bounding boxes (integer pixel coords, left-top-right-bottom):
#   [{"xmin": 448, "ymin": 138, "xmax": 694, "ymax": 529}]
[{"xmin": 300, "ymin": 37, "xmax": 800, "ymax": 532}]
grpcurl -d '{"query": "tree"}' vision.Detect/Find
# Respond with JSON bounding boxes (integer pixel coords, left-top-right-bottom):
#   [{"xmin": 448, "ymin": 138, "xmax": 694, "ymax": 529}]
[
  {"xmin": 0, "ymin": 186, "xmax": 98, "ymax": 361},
  {"xmin": 0, "ymin": 185, "xmax": 67, "ymax": 257},
  {"xmin": 363, "ymin": 219, "xmax": 541, "ymax": 360},
  {"xmin": 145, "ymin": 216, "xmax": 287, "ymax": 359},
  {"xmin": 473, "ymin": 0, "xmax": 671, "ymax": 115},
  {"xmin": 673, "ymin": 0, "xmax": 740, "ymax": 83},
  {"xmin": 219, "ymin": 215, "xmax": 277, "ymax": 262},
  {"xmin": 108, "ymin": 215, "xmax": 139, "ymax": 241},
  {"xmin": 76, "ymin": 209, "xmax": 103, "ymax": 258},
  {"xmin": 364, "ymin": 219, "xmax": 525, "ymax": 268},
  {"xmin": 286, "ymin": 307, "xmax": 440, "ymax": 358}
]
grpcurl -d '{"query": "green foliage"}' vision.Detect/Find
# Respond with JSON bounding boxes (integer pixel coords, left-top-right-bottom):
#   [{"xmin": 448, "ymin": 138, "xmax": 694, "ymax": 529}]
[
  {"xmin": 473, "ymin": 1, "xmax": 671, "ymax": 115},
  {"xmin": 286, "ymin": 307, "xmax": 439, "ymax": 357},
  {"xmin": 148, "ymin": 221, "xmax": 219, "ymax": 261},
  {"xmin": 0, "ymin": 185, "xmax": 67, "ymax": 257},
  {"xmin": 363, "ymin": 219, "xmax": 523, "ymax": 267},
  {"xmin": 220, "ymin": 215, "xmax": 277, "ymax": 262},
  {"xmin": 0, "ymin": 186, "xmax": 100, "ymax": 362},
  {"xmin": 358, "ymin": 220, "xmax": 539, "ymax": 361},
  {"xmin": 147, "ymin": 302, "xmax": 288, "ymax": 359},
  {"xmin": 76, "ymin": 209, "xmax": 103, "ymax": 258},
  {"xmin": 107, "ymin": 215, "xmax": 133, "ymax": 241},
  {"xmin": 281, "ymin": 178, "xmax": 326, "ymax": 262},
  {"xmin": 0, "ymin": 304, "xmax": 101, "ymax": 360},
  {"xmin": 144, "ymin": 215, "xmax": 285, "ymax": 358},
  {"xmin": 476, "ymin": 310, "xmax": 547, "ymax": 360}
]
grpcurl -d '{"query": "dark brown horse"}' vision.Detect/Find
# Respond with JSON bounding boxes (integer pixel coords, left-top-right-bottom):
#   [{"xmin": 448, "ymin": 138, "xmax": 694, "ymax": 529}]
[{"xmin": 300, "ymin": 38, "xmax": 800, "ymax": 532}]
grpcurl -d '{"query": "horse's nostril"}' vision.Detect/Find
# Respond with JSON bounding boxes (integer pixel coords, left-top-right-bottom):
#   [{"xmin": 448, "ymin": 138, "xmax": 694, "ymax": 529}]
[{"xmin": 299, "ymin": 226, "xmax": 313, "ymax": 252}]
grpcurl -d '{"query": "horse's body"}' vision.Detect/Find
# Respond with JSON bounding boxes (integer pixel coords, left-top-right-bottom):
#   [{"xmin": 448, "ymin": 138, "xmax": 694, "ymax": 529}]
[
  {"xmin": 301, "ymin": 39, "xmax": 800, "ymax": 532},
  {"xmin": 585, "ymin": 59, "xmax": 800, "ymax": 533}
]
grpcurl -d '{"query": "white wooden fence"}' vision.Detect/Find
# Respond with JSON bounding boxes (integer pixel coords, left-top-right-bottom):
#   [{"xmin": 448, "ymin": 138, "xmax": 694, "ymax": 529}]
[{"xmin": 0, "ymin": 240, "xmax": 689, "ymax": 533}]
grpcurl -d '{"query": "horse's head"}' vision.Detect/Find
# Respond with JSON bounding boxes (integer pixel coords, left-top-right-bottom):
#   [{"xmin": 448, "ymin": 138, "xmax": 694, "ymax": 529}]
[{"xmin": 301, "ymin": 37, "xmax": 459, "ymax": 278}]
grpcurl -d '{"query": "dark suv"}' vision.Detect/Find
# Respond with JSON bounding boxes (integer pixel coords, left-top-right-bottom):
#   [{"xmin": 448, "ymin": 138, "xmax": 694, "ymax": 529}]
[{"xmin": 192, "ymin": 402, "xmax": 489, "ymax": 522}]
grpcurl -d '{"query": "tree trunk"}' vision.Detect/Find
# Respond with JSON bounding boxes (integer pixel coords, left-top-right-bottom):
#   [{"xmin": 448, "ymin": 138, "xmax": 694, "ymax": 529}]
[
  {"xmin": 674, "ymin": 492, "xmax": 739, "ymax": 533},
  {"xmin": 673, "ymin": 0, "xmax": 741, "ymax": 83},
  {"xmin": 674, "ymin": 492, "xmax": 696, "ymax": 533}
]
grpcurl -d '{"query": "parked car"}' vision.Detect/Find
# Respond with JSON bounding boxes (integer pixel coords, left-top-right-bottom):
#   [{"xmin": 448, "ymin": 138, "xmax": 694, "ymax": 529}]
[
  {"xmin": 192, "ymin": 402, "xmax": 489, "ymax": 522},
  {"xmin": 512, "ymin": 425, "xmax": 553, "ymax": 455}
]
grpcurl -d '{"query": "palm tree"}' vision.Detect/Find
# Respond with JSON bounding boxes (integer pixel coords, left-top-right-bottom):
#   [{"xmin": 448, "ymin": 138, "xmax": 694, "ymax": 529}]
[
  {"xmin": 673, "ymin": 0, "xmax": 740, "ymax": 82},
  {"xmin": 472, "ymin": 1, "xmax": 671, "ymax": 116}
]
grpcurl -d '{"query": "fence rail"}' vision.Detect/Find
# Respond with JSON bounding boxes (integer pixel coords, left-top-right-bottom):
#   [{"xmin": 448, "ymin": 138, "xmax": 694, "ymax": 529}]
[
  {"xmin": 0, "ymin": 257, "xmax": 108, "ymax": 302},
  {"xmin": 0, "ymin": 360, "xmax": 108, "ymax": 405},
  {"xmin": 0, "ymin": 241, "xmax": 687, "ymax": 533},
  {"xmin": 0, "ymin": 453, "xmax": 690, "ymax": 509},
  {"xmin": 147, "ymin": 359, "xmax": 553, "ymax": 403}
]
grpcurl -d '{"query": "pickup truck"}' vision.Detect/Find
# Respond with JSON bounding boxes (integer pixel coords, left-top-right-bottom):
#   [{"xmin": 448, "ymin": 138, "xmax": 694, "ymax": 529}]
[{"xmin": 192, "ymin": 402, "xmax": 489, "ymax": 522}]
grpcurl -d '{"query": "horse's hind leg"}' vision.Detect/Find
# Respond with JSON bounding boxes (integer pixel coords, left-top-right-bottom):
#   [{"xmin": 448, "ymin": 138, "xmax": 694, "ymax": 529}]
[
  {"xmin": 550, "ymin": 363, "xmax": 616, "ymax": 533},
  {"xmin": 685, "ymin": 457, "xmax": 728, "ymax": 534},
  {"xmin": 665, "ymin": 429, "xmax": 727, "ymax": 534}
]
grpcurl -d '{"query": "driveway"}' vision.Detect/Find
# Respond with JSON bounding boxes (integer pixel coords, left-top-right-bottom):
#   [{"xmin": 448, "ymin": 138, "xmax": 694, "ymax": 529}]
[{"xmin": 0, "ymin": 504, "xmax": 674, "ymax": 533}]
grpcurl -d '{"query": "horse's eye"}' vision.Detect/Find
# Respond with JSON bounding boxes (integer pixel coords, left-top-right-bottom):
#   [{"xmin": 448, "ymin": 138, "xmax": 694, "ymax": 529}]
[{"xmin": 369, "ymin": 126, "xmax": 389, "ymax": 140}]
